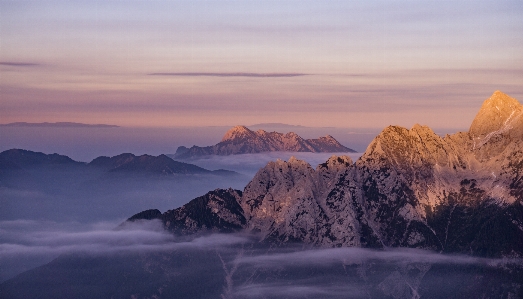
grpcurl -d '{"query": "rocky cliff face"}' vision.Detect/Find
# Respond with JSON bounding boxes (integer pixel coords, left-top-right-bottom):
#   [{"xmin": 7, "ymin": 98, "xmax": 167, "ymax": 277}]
[
  {"xmin": 174, "ymin": 126, "xmax": 355, "ymax": 158},
  {"xmin": 134, "ymin": 91, "xmax": 523, "ymax": 258}
]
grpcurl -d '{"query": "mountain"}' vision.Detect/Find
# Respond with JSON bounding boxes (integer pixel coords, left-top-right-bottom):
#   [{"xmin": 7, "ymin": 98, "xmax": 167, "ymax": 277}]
[
  {"xmin": 0, "ymin": 148, "xmax": 82, "ymax": 171},
  {"xmin": 3, "ymin": 91, "xmax": 523, "ymax": 299},
  {"xmin": 88, "ymin": 153, "xmax": 211, "ymax": 174},
  {"xmin": 174, "ymin": 126, "xmax": 355, "ymax": 158},
  {"xmin": 133, "ymin": 91, "xmax": 523, "ymax": 258},
  {"xmin": 0, "ymin": 149, "xmax": 242, "ymax": 177},
  {"xmin": 127, "ymin": 189, "xmax": 245, "ymax": 234}
]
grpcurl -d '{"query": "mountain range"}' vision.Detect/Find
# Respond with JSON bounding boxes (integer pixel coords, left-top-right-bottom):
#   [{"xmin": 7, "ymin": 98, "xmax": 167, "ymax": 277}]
[
  {"xmin": 0, "ymin": 149, "xmax": 238, "ymax": 176},
  {"xmin": 174, "ymin": 125, "xmax": 355, "ymax": 158},
  {"xmin": 2, "ymin": 91, "xmax": 523, "ymax": 299},
  {"xmin": 133, "ymin": 91, "xmax": 523, "ymax": 258}
]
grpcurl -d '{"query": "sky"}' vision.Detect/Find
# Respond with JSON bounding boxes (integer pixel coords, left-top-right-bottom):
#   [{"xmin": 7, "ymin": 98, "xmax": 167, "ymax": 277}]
[{"xmin": 1, "ymin": 0, "xmax": 523, "ymax": 129}]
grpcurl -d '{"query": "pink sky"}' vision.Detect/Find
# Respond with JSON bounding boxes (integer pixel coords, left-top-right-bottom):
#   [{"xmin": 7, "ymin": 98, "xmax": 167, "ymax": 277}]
[{"xmin": 1, "ymin": 1, "xmax": 522, "ymax": 129}]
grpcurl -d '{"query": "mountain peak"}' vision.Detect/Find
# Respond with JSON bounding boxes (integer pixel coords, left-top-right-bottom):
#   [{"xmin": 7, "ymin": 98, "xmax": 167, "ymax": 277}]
[
  {"xmin": 469, "ymin": 91, "xmax": 522, "ymax": 138},
  {"xmin": 410, "ymin": 124, "xmax": 436, "ymax": 135},
  {"xmin": 177, "ymin": 126, "xmax": 356, "ymax": 158},
  {"xmin": 221, "ymin": 125, "xmax": 255, "ymax": 142}
]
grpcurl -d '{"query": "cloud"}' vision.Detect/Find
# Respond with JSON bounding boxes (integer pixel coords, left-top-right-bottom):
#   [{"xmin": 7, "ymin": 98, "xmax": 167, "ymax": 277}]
[
  {"xmin": 0, "ymin": 122, "xmax": 118, "ymax": 128},
  {"xmin": 234, "ymin": 283, "xmax": 364, "ymax": 298},
  {"xmin": 0, "ymin": 219, "xmax": 249, "ymax": 281},
  {"xmin": 0, "ymin": 220, "xmax": 249, "ymax": 257},
  {"xmin": 0, "ymin": 62, "xmax": 39, "ymax": 67},
  {"xmin": 237, "ymin": 247, "xmax": 499, "ymax": 268},
  {"xmin": 175, "ymin": 152, "xmax": 363, "ymax": 176},
  {"xmin": 148, "ymin": 72, "xmax": 308, "ymax": 78},
  {"xmin": 228, "ymin": 245, "xmax": 523, "ymax": 299},
  {"xmin": 2, "ymin": 221, "xmax": 521, "ymax": 290}
]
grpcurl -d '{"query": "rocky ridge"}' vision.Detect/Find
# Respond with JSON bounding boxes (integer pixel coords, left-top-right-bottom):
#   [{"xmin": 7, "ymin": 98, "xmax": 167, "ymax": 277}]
[
  {"xmin": 174, "ymin": 126, "xmax": 355, "ymax": 158},
  {"xmin": 131, "ymin": 91, "xmax": 523, "ymax": 258},
  {"xmin": 0, "ymin": 150, "xmax": 242, "ymax": 176},
  {"xmin": 126, "ymin": 189, "xmax": 245, "ymax": 235},
  {"xmin": 89, "ymin": 153, "xmax": 211, "ymax": 174}
]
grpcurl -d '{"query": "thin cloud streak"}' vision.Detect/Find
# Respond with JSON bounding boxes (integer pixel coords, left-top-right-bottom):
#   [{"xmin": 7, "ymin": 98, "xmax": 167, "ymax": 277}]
[
  {"xmin": 0, "ymin": 220, "xmax": 249, "ymax": 257},
  {"xmin": 149, "ymin": 72, "xmax": 309, "ymax": 78},
  {"xmin": 0, "ymin": 62, "xmax": 39, "ymax": 67},
  {"xmin": 176, "ymin": 152, "xmax": 363, "ymax": 177},
  {"xmin": 237, "ymin": 247, "xmax": 502, "ymax": 267},
  {"xmin": 2, "ymin": 219, "xmax": 522, "ymax": 284},
  {"xmin": 0, "ymin": 220, "xmax": 249, "ymax": 281},
  {"xmin": 234, "ymin": 283, "xmax": 363, "ymax": 298}
]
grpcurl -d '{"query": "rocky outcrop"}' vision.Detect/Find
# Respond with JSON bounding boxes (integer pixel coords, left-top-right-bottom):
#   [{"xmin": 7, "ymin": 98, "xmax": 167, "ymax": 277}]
[
  {"xmin": 132, "ymin": 91, "xmax": 523, "ymax": 258},
  {"xmin": 174, "ymin": 126, "xmax": 355, "ymax": 158},
  {"xmin": 129, "ymin": 189, "xmax": 245, "ymax": 235}
]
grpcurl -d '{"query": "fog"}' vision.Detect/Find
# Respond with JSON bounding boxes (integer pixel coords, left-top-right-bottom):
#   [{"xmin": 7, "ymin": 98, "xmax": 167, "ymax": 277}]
[
  {"xmin": 0, "ymin": 219, "xmax": 248, "ymax": 282},
  {"xmin": 0, "ymin": 166, "xmax": 250, "ymax": 223},
  {"xmin": 0, "ymin": 149, "xmax": 368, "ymax": 283},
  {"xmin": 1, "ymin": 220, "xmax": 521, "ymax": 298},
  {"xmin": 0, "ymin": 152, "xmax": 362, "ymax": 223},
  {"xmin": 175, "ymin": 151, "xmax": 364, "ymax": 176}
]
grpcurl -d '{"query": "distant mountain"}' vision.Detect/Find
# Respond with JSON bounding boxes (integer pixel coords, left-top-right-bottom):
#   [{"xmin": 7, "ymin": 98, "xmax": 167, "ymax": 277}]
[
  {"xmin": 88, "ymin": 153, "xmax": 211, "ymax": 174},
  {"xmin": 0, "ymin": 122, "xmax": 118, "ymax": 128},
  {"xmin": 0, "ymin": 149, "xmax": 242, "ymax": 177},
  {"xmin": 174, "ymin": 126, "xmax": 356, "ymax": 158},
  {"xmin": 0, "ymin": 149, "xmax": 82, "ymax": 170},
  {"xmin": 133, "ymin": 91, "xmax": 523, "ymax": 258}
]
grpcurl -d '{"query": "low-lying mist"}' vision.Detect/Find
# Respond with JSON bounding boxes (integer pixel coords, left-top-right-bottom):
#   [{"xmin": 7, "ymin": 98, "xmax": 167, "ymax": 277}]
[
  {"xmin": 1, "ymin": 152, "xmax": 368, "ymax": 283},
  {"xmin": 173, "ymin": 151, "xmax": 363, "ymax": 177},
  {"xmin": 0, "ymin": 219, "xmax": 244, "ymax": 282},
  {"xmin": 0, "ymin": 166, "xmax": 250, "ymax": 223},
  {"xmin": 1, "ymin": 152, "xmax": 361, "ymax": 224},
  {"xmin": 5, "ymin": 151, "xmax": 518, "ymax": 298},
  {"xmin": 1, "ymin": 219, "xmax": 521, "ymax": 298}
]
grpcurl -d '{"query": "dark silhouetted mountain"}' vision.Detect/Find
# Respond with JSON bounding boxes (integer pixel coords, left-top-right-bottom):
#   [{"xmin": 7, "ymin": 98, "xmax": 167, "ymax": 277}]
[
  {"xmin": 137, "ymin": 91, "xmax": 523, "ymax": 258},
  {"xmin": 89, "ymin": 153, "xmax": 211, "ymax": 174},
  {"xmin": 128, "ymin": 189, "xmax": 245, "ymax": 234},
  {"xmin": 174, "ymin": 126, "xmax": 355, "ymax": 158},
  {"xmin": 126, "ymin": 209, "xmax": 162, "ymax": 222},
  {"xmin": 0, "ymin": 149, "xmax": 243, "ymax": 177},
  {"xmin": 0, "ymin": 149, "xmax": 82, "ymax": 170}
]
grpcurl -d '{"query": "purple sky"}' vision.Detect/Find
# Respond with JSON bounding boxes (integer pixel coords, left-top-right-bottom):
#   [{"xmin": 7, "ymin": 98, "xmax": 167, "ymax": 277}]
[{"xmin": 1, "ymin": 0, "xmax": 522, "ymax": 129}]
